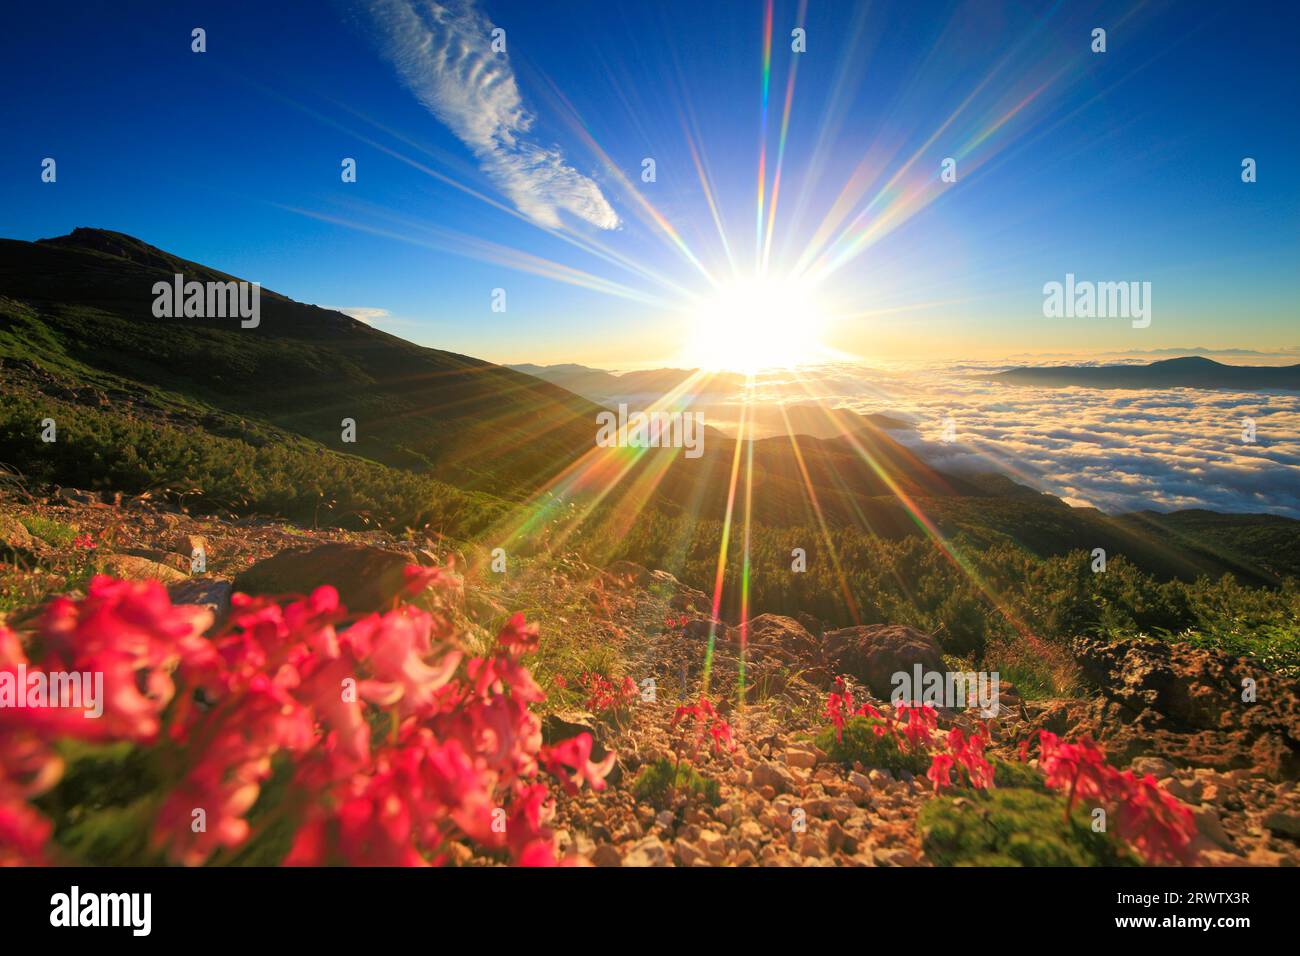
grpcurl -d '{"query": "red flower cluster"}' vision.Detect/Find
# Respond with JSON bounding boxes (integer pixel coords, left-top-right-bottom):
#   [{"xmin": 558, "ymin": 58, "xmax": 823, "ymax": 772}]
[
  {"xmin": 578, "ymin": 671, "xmax": 638, "ymax": 715},
  {"xmin": 663, "ymin": 613, "xmax": 689, "ymax": 631},
  {"xmin": 824, "ymin": 677, "xmax": 943, "ymax": 754},
  {"xmin": 1023, "ymin": 731, "xmax": 1197, "ymax": 865},
  {"xmin": 71, "ymin": 532, "xmax": 96, "ymax": 550},
  {"xmin": 926, "ymin": 725, "xmax": 994, "ymax": 792},
  {"xmin": 823, "ymin": 679, "xmax": 991, "ymax": 791},
  {"xmin": 0, "ymin": 569, "xmax": 613, "ymax": 866},
  {"xmin": 671, "ymin": 696, "xmax": 734, "ymax": 760},
  {"xmin": 823, "ymin": 676, "xmax": 862, "ymax": 743}
]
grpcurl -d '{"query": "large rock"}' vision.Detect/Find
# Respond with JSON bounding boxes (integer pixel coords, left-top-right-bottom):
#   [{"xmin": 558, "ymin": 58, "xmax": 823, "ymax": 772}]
[
  {"xmin": 651, "ymin": 570, "xmax": 711, "ymax": 614},
  {"xmin": 167, "ymin": 578, "xmax": 233, "ymax": 631},
  {"xmin": 169, "ymin": 533, "xmax": 209, "ymax": 561},
  {"xmin": 122, "ymin": 547, "xmax": 192, "ymax": 574},
  {"xmin": 821, "ymin": 624, "xmax": 944, "ymax": 698},
  {"xmin": 747, "ymin": 614, "xmax": 818, "ymax": 658},
  {"xmin": 1064, "ymin": 636, "xmax": 1300, "ymax": 780},
  {"xmin": 99, "ymin": 554, "xmax": 188, "ymax": 584},
  {"xmin": 0, "ymin": 514, "xmax": 35, "ymax": 552},
  {"xmin": 233, "ymin": 543, "xmax": 412, "ymax": 613}
]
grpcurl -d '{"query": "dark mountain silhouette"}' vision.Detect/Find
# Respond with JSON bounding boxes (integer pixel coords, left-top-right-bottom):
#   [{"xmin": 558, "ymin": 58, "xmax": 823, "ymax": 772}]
[{"xmin": 989, "ymin": 356, "xmax": 1300, "ymax": 390}]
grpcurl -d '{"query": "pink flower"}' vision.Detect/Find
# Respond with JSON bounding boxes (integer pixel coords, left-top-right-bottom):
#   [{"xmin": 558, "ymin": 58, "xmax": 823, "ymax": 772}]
[
  {"xmin": 927, "ymin": 752, "xmax": 955, "ymax": 792},
  {"xmin": 496, "ymin": 613, "xmax": 540, "ymax": 656},
  {"xmin": 352, "ymin": 608, "xmax": 462, "ymax": 716},
  {"xmin": 1, "ymin": 564, "xmax": 603, "ymax": 867},
  {"xmin": 543, "ymin": 733, "xmax": 616, "ymax": 793}
]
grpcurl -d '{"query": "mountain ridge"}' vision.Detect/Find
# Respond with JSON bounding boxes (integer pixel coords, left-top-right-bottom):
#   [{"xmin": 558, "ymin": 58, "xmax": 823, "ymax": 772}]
[{"xmin": 989, "ymin": 356, "xmax": 1300, "ymax": 390}]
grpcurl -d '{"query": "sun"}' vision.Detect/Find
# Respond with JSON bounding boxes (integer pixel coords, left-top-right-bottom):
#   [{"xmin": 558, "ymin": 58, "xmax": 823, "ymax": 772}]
[{"xmin": 682, "ymin": 274, "xmax": 832, "ymax": 372}]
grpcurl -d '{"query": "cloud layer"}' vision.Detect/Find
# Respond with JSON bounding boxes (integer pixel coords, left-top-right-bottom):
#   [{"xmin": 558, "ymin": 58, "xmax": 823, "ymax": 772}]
[
  {"xmin": 364, "ymin": 0, "xmax": 619, "ymax": 230},
  {"xmin": 738, "ymin": 364, "xmax": 1300, "ymax": 519}
]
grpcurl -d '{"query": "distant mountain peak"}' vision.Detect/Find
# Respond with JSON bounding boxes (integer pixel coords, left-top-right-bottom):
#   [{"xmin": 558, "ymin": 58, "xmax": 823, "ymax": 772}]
[
  {"xmin": 1150, "ymin": 355, "xmax": 1222, "ymax": 367},
  {"xmin": 990, "ymin": 356, "xmax": 1300, "ymax": 391}
]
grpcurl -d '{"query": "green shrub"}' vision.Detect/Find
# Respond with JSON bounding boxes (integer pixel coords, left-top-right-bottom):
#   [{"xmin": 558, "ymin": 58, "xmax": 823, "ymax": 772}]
[
  {"xmin": 631, "ymin": 758, "xmax": 720, "ymax": 809},
  {"xmin": 814, "ymin": 716, "xmax": 929, "ymax": 775},
  {"xmin": 918, "ymin": 787, "xmax": 1135, "ymax": 866},
  {"xmin": 0, "ymin": 390, "xmax": 505, "ymax": 537}
]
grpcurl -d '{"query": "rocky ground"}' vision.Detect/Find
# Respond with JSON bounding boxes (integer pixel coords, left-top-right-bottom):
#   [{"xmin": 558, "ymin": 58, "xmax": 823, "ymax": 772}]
[{"xmin": 2, "ymin": 486, "xmax": 1297, "ymax": 866}]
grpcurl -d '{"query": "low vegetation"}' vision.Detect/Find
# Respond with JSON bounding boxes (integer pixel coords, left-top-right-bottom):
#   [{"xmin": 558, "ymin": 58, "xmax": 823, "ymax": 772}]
[{"xmin": 919, "ymin": 788, "xmax": 1135, "ymax": 866}]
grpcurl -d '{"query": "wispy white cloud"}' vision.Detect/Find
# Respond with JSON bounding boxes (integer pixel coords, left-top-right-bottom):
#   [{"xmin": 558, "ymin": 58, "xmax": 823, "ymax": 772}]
[{"xmin": 362, "ymin": 0, "xmax": 619, "ymax": 230}]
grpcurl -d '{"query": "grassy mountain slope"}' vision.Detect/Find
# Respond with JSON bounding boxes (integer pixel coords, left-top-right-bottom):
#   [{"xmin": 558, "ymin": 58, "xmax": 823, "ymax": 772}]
[{"xmin": 0, "ymin": 228, "xmax": 603, "ymax": 497}]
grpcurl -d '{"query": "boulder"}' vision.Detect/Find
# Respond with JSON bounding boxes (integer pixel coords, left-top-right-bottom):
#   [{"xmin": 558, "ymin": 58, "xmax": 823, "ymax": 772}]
[
  {"xmin": 122, "ymin": 547, "xmax": 192, "ymax": 574},
  {"xmin": 1263, "ymin": 811, "xmax": 1300, "ymax": 840},
  {"xmin": 169, "ymin": 533, "xmax": 209, "ymax": 559},
  {"xmin": 54, "ymin": 487, "xmax": 100, "ymax": 505},
  {"xmin": 748, "ymin": 613, "xmax": 818, "ymax": 656},
  {"xmin": 649, "ymin": 570, "xmax": 711, "ymax": 614},
  {"xmin": 796, "ymin": 611, "xmax": 825, "ymax": 638},
  {"xmin": 0, "ymin": 514, "xmax": 35, "ymax": 552},
  {"xmin": 99, "ymin": 554, "xmax": 188, "ymax": 584},
  {"xmin": 233, "ymin": 543, "xmax": 412, "ymax": 614},
  {"xmin": 821, "ymin": 624, "xmax": 944, "ymax": 699},
  {"xmin": 667, "ymin": 584, "xmax": 711, "ymax": 615},
  {"xmin": 1069, "ymin": 636, "xmax": 1300, "ymax": 780},
  {"xmin": 167, "ymin": 578, "xmax": 233, "ymax": 631}
]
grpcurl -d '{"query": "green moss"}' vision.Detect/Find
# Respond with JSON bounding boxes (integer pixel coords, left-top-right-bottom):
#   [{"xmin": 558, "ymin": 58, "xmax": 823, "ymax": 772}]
[
  {"xmin": 990, "ymin": 757, "xmax": 1048, "ymax": 791},
  {"xmin": 20, "ymin": 515, "xmax": 77, "ymax": 547},
  {"xmin": 631, "ymin": 758, "xmax": 721, "ymax": 809},
  {"xmin": 815, "ymin": 716, "xmax": 929, "ymax": 774},
  {"xmin": 919, "ymin": 787, "xmax": 1136, "ymax": 866}
]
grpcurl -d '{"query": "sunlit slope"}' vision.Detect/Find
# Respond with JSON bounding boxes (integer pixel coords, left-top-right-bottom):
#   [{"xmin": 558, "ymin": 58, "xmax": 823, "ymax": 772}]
[{"xmin": 0, "ymin": 228, "xmax": 603, "ymax": 497}]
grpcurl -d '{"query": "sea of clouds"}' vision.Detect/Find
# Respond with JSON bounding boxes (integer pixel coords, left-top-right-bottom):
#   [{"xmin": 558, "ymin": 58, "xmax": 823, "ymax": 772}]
[{"xmin": 736, "ymin": 361, "xmax": 1300, "ymax": 519}]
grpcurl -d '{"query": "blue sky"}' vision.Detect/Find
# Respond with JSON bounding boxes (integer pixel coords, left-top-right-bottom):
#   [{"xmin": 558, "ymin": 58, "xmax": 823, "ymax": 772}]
[{"xmin": 1, "ymin": 0, "xmax": 1296, "ymax": 367}]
